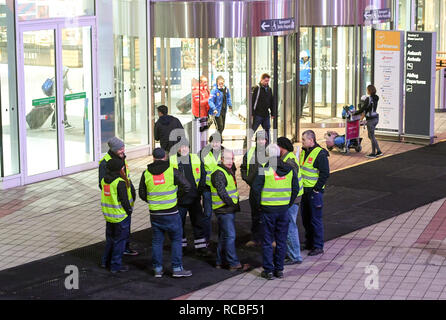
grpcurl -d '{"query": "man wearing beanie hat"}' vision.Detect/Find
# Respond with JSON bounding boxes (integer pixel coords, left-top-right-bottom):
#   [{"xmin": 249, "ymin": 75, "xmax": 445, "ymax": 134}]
[
  {"xmin": 139, "ymin": 148, "xmax": 193, "ymax": 278},
  {"xmin": 100, "ymin": 158, "xmax": 136, "ymax": 273},
  {"xmin": 169, "ymin": 139, "xmax": 211, "ymax": 257},
  {"xmin": 278, "ymin": 137, "xmax": 304, "ymax": 265},
  {"xmin": 241, "ymin": 130, "xmax": 268, "ymax": 247},
  {"xmin": 99, "ymin": 137, "xmax": 139, "ymax": 256}
]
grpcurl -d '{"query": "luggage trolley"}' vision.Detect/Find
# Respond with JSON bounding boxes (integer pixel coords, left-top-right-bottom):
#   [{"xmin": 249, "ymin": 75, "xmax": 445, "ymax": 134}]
[{"xmin": 325, "ymin": 105, "xmax": 363, "ymax": 154}]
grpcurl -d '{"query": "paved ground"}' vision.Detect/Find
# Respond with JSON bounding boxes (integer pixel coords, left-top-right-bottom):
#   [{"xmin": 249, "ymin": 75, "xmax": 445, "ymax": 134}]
[{"xmin": 0, "ymin": 113, "xmax": 445, "ymax": 300}]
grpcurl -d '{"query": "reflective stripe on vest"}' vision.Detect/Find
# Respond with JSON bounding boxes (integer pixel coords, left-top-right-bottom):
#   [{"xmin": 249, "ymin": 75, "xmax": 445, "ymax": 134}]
[
  {"xmin": 101, "ymin": 177, "xmax": 131, "ymax": 223},
  {"xmin": 261, "ymin": 168, "xmax": 293, "ymax": 206},
  {"xmin": 299, "ymin": 147, "xmax": 323, "ymax": 188},
  {"xmin": 209, "ymin": 167, "xmax": 239, "ymax": 210},
  {"xmin": 100, "ymin": 153, "xmax": 131, "ymax": 180},
  {"xmin": 169, "ymin": 154, "xmax": 201, "ymax": 186},
  {"xmin": 144, "ymin": 166, "xmax": 177, "ymax": 211},
  {"xmin": 204, "ymin": 151, "xmax": 221, "ymax": 186},
  {"xmin": 283, "ymin": 151, "xmax": 304, "ymax": 196}
]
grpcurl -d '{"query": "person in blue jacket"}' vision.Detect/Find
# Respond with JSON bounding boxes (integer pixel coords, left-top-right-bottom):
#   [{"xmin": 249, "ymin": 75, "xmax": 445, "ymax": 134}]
[
  {"xmin": 209, "ymin": 76, "xmax": 232, "ymax": 135},
  {"xmin": 299, "ymin": 50, "xmax": 311, "ymax": 117}
]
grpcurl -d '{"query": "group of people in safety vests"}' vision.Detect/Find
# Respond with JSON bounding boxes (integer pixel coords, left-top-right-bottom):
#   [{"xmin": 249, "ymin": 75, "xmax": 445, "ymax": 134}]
[{"xmin": 98, "ymin": 130, "xmax": 330, "ymax": 280}]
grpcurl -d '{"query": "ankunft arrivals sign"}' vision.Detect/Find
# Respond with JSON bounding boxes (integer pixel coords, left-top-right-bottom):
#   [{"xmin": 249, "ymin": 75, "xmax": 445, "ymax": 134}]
[
  {"xmin": 374, "ymin": 30, "xmax": 404, "ymax": 135},
  {"xmin": 404, "ymin": 32, "xmax": 436, "ymax": 141}
]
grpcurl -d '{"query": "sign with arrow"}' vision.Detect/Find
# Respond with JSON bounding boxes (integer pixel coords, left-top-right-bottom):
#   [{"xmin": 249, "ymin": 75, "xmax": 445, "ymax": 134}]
[
  {"xmin": 260, "ymin": 18, "xmax": 295, "ymax": 33},
  {"xmin": 364, "ymin": 8, "xmax": 391, "ymax": 22}
]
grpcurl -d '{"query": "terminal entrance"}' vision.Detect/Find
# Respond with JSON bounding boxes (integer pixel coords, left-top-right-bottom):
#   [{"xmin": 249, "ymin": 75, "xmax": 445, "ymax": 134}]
[
  {"xmin": 17, "ymin": 19, "xmax": 98, "ymax": 184},
  {"xmin": 153, "ymin": 34, "xmax": 299, "ymax": 147}
]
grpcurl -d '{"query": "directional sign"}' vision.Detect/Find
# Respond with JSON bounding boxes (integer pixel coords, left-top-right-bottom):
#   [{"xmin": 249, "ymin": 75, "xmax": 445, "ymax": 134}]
[
  {"xmin": 32, "ymin": 96, "xmax": 56, "ymax": 107},
  {"xmin": 260, "ymin": 18, "xmax": 295, "ymax": 33},
  {"xmin": 364, "ymin": 8, "xmax": 391, "ymax": 22}
]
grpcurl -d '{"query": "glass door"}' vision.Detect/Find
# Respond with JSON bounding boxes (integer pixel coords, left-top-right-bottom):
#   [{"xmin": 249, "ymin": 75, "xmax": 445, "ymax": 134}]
[{"xmin": 17, "ymin": 19, "xmax": 97, "ymax": 184}]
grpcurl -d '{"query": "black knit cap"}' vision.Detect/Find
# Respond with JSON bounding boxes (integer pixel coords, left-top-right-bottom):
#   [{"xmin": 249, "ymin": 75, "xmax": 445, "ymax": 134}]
[
  {"xmin": 106, "ymin": 158, "xmax": 125, "ymax": 174},
  {"xmin": 277, "ymin": 137, "xmax": 294, "ymax": 152}
]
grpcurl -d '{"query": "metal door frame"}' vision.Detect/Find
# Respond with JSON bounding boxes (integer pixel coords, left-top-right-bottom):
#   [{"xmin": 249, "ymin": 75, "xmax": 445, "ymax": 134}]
[{"xmin": 16, "ymin": 17, "xmax": 99, "ymax": 185}]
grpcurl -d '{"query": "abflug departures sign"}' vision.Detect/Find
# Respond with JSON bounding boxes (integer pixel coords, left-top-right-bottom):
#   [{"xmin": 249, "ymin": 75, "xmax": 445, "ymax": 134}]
[{"xmin": 405, "ymin": 32, "xmax": 436, "ymax": 138}]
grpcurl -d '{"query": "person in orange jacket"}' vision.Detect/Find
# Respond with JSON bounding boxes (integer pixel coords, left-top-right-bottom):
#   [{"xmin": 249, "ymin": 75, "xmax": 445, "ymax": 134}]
[{"xmin": 192, "ymin": 76, "xmax": 210, "ymax": 118}]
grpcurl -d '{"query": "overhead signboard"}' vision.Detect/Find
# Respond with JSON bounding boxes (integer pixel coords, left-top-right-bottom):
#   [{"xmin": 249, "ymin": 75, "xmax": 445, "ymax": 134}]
[
  {"xmin": 260, "ymin": 18, "xmax": 295, "ymax": 33},
  {"xmin": 364, "ymin": 8, "xmax": 392, "ymax": 22},
  {"xmin": 404, "ymin": 31, "xmax": 437, "ymax": 143},
  {"xmin": 374, "ymin": 30, "xmax": 404, "ymax": 137}
]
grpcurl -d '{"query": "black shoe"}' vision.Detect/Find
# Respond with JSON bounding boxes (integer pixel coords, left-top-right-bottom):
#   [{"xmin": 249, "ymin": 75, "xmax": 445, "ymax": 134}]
[
  {"xmin": 110, "ymin": 265, "xmax": 129, "ymax": 273},
  {"xmin": 308, "ymin": 248, "xmax": 324, "ymax": 256},
  {"xmin": 274, "ymin": 270, "xmax": 284, "ymax": 279},
  {"xmin": 284, "ymin": 258, "xmax": 303, "ymax": 266},
  {"xmin": 260, "ymin": 271, "xmax": 274, "ymax": 280},
  {"xmin": 366, "ymin": 153, "xmax": 376, "ymax": 159},
  {"xmin": 303, "ymin": 244, "xmax": 313, "ymax": 251},
  {"xmin": 123, "ymin": 249, "xmax": 139, "ymax": 256},
  {"xmin": 376, "ymin": 151, "xmax": 383, "ymax": 157}
]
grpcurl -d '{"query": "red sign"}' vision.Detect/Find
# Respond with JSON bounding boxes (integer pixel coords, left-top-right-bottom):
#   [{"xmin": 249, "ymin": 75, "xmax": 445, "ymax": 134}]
[
  {"xmin": 346, "ymin": 120, "xmax": 360, "ymax": 140},
  {"xmin": 274, "ymin": 172, "xmax": 286, "ymax": 181},
  {"xmin": 196, "ymin": 168, "xmax": 200, "ymax": 174},
  {"xmin": 153, "ymin": 174, "xmax": 166, "ymax": 185},
  {"xmin": 104, "ymin": 185, "xmax": 111, "ymax": 196},
  {"xmin": 307, "ymin": 157, "xmax": 313, "ymax": 164}
]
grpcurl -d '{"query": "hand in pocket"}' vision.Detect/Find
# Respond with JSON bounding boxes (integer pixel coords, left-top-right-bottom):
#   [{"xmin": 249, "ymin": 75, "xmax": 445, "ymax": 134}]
[{"xmin": 311, "ymin": 191, "xmax": 323, "ymax": 209}]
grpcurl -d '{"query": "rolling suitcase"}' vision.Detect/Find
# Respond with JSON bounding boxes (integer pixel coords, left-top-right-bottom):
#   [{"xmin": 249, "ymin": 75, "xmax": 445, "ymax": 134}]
[{"xmin": 26, "ymin": 104, "xmax": 54, "ymax": 129}]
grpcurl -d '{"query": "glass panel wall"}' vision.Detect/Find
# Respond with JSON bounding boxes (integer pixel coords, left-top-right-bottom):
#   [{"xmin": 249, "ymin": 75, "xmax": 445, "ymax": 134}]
[
  {"xmin": 17, "ymin": 0, "xmax": 94, "ymax": 21},
  {"xmin": 23, "ymin": 28, "xmax": 59, "ymax": 176},
  {"xmin": 62, "ymin": 26, "xmax": 94, "ymax": 167},
  {"xmin": 416, "ymin": 0, "xmax": 446, "ymax": 51},
  {"xmin": 0, "ymin": 1, "xmax": 20, "ymax": 176},
  {"xmin": 300, "ymin": 27, "xmax": 356, "ymax": 124},
  {"xmin": 113, "ymin": 0, "xmax": 148, "ymax": 148},
  {"xmin": 154, "ymin": 37, "xmax": 247, "ymax": 150}
]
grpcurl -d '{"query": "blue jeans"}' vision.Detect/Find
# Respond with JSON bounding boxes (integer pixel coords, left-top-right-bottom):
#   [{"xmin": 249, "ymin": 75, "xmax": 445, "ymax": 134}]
[
  {"xmin": 301, "ymin": 191, "xmax": 324, "ymax": 249},
  {"xmin": 287, "ymin": 204, "xmax": 303, "ymax": 262},
  {"xmin": 261, "ymin": 210, "xmax": 289, "ymax": 273},
  {"xmin": 202, "ymin": 190, "xmax": 213, "ymax": 241},
  {"xmin": 252, "ymin": 115, "xmax": 271, "ymax": 142},
  {"xmin": 151, "ymin": 214, "xmax": 183, "ymax": 272},
  {"xmin": 216, "ymin": 213, "xmax": 240, "ymax": 267},
  {"xmin": 102, "ymin": 216, "xmax": 130, "ymax": 272}
]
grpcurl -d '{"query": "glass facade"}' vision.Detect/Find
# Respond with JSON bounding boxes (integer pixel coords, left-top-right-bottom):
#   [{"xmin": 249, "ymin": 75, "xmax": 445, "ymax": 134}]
[
  {"xmin": 0, "ymin": 1, "xmax": 20, "ymax": 177},
  {"xmin": 415, "ymin": 0, "xmax": 446, "ymax": 51},
  {"xmin": 17, "ymin": 0, "xmax": 94, "ymax": 21},
  {"xmin": 1, "ymin": 0, "xmax": 445, "ymax": 187},
  {"xmin": 154, "ymin": 37, "xmax": 248, "ymax": 149},
  {"xmin": 113, "ymin": 0, "xmax": 148, "ymax": 149}
]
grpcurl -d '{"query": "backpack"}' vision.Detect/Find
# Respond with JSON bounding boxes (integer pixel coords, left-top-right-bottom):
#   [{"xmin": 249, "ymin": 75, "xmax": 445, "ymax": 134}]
[{"xmin": 42, "ymin": 78, "xmax": 54, "ymax": 97}]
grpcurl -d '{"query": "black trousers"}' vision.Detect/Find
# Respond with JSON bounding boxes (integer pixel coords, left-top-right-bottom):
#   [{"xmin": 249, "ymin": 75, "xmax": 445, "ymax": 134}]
[
  {"xmin": 300, "ymin": 85, "xmax": 309, "ymax": 116},
  {"xmin": 249, "ymin": 190, "xmax": 263, "ymax": 243},
  {"xmin": 178, "ymin": 201, "xmax": 207, "ymax": 249},
  {"xmin": 215, "ymin": 108, "xmax": 227, "ymax": 135},
  {"xmin": 51, "ymin": 102, "xmax": 67, "ymax": 127}
]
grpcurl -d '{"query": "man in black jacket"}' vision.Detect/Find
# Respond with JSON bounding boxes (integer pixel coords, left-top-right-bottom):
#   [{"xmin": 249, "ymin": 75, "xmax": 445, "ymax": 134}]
[
  {"xmin": 172, "ymin": 139, "xmax": 211, "ymax": 257},
  {"xmin": 211, "ymin": 149, "xmax": 250, "ymax": 272},
  {"xmin": 251, "ymin": 144, "xmax": 300, "ymax": 280},
  {"xmin": 98, "ymin": 137, "xmax": 138, "ymax": 256},
  {"xmin": 138, "ymin": 148, "xmax": 193, "ymax": 278},
  {"xmin": 154, "ymin": 105, "xmax": 184, "ymax": 153},
  {"xmin": 240, "ymin": 130, "xmax": 268, "ymax": 247},
  {"xmin": 101, "ymin": 158, "xmax": 136, "ymax": 273},
  {"xmin": 251, "ymin": 74, "xmax": 275, "ymax": 144},
  {"xmin": 300, "ymin": 130, "xmax": 330, "ymax": 257}
]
